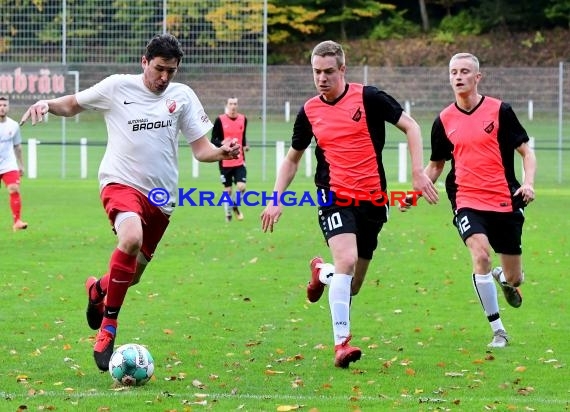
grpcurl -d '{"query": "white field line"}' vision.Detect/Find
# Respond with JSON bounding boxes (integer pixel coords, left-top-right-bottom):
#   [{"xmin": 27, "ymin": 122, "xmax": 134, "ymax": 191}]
[{"xmin": 0, "ymin": 390, "xmax": 568, "ymax": 406}]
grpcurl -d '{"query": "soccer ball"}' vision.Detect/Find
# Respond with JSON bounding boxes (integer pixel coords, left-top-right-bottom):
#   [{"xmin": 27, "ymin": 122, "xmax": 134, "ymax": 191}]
[{"xmin": 109, "ymin": 343, "xmax": 154, "ymax": 386}]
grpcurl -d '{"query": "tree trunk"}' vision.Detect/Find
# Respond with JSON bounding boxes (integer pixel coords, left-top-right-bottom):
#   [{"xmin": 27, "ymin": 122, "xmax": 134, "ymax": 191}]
[
  {"xmin": 419, "ymin": 0, "xmax": 430, "ymax": 31},
  {"xmin": 340, "ymin": 0, "xmax": 347, "ymax": 41}
]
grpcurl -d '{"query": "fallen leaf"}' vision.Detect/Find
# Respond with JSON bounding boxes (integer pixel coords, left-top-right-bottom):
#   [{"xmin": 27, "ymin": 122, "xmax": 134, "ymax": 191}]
[
  {"xmin": 277, "ymin": 405, "xmax": 302, "ymax": 411},
  {"xmin": 192, "ymin": 379, "xmax": 206, "ymax": 389}
]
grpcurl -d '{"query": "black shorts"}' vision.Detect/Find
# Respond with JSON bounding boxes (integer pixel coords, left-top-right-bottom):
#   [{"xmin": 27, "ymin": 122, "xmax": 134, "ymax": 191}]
[
  {"xmin": 220, "ymin": 165, "xmax": 247, "ymax": 188},
  {"xmin": 317, "ymin": 190, "xmax": 389, "ymax": 260},
  {"xmin": 453, "ymin": 208, "xmax": 525, "ymax": 254}
]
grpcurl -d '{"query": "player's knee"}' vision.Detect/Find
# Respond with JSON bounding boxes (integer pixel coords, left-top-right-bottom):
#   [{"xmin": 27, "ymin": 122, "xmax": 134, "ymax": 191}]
[
  {"xmin": 119, "ymin": 235, "xmax": 143, "ymax": 255},
  {"xmin": 7, "ymin": 184, "xmax": 20, "ymax": 193},
  {"xmin": 334, "ymin": 255, "xmax": 357, "ymax": 273},
  {"xmin": 477, "ymin": 252, "xmax": 492, "ymax": 267},
  {"xmin": 469, "ymin": 244, "xmax": 492, "ymax": 268}
]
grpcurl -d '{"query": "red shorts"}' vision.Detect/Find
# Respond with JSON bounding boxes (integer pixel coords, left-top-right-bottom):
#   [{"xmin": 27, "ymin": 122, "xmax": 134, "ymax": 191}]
[
  {"xmin": 1, "ymin": 170, "xmax": 20, "ymax": 187},
  {"xmin": 100, "ymin": 183, "xmax": 170, "ymax": 261}
]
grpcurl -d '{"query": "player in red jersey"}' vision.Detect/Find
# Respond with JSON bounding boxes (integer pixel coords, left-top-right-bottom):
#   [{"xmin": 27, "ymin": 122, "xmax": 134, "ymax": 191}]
[
  {"xmin": 406, "ymin": 52, "xmax": 536, "ymax": 348},
  {"xmin": 260, "ymin": 40, "xmax": 438, "ymax": 368},
  {"xmin": 211, "ymin": 97, "xmax": 249, "ymax": 222}
]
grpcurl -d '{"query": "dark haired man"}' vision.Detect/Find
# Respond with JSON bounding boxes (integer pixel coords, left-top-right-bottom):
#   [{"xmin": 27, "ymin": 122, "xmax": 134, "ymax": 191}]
[{"xmin": 20, "ymin": 34, "xmax": 242, "ymax": 371}]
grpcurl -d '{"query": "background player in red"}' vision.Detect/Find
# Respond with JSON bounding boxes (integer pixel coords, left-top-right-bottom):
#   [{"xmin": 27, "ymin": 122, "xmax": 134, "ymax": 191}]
[
  {"xmin": 411, "ymin": 52, "xmax": 536, "ymax": 348},
  {"xmin": 260, "ymin": 40, "xmax": 438, "ymax": 368},
  {"xmin": 0, "ymin": 96, "xmax": 27, "ymax": 232},
  {"xmin": 211, "ymin": 96, "xmax": 249, "ymax": 222}
]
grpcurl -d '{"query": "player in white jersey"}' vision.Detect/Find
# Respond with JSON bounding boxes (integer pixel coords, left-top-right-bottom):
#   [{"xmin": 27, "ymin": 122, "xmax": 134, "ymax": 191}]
[
  {"xmin": 20, "ymin": 34, "xmax": 242, "ymax": 372},
  {"xmin": 0, "ymin": 96, "xmax": 27, "ymax": 232}
]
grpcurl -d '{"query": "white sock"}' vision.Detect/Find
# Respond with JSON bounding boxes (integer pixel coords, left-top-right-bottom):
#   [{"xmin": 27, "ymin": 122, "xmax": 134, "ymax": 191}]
[
  {"xmin": 472, "ymin": 272, "xmax": 505, "ymax": 332},
  {"xmin": 498, "ymin": 269, "xmax": 507, "ymax": 284},
  {"xmin": 223, "ymin": 202, "xmax": 230, "ymax": 216},
  {"xmin": 318, "ymin": 263, "xmax": 335, "ymax": 285},
  {"xmin": 329, "ymin": 273, "xmax": 352, "ymax": 345}
]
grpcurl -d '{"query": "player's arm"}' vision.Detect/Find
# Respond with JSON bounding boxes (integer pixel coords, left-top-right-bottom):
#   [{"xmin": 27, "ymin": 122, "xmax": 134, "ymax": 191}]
[
  {"xmin": 20, "ymin": 95, "xmax": 84, "ymax": 125},
  {"xmin": 395, "ymin": 111, "xmax": 438, "ymax": 204},
  {"xmin": 13, "ymin": 143, "xmax": 25, "ymax": 175},
  {"xmin": 501, "ymin": 103, "xmax": 536, "ymax": 204},
  {"xmin": 514, "ymin": 142, "xmax": 536, "ymax": 203},
  {"xmin": 243, "ymin": 116, "xmax": 249, "ymax": 151},
  {"xmin": 191, "ymin": 135, "xmax": 240, "ymax": 162},
  {"xmin": 424, "ymin": 160, "xmax": 445, "ymax": 183},
  {"xmin": 210, "ymin": 118, "xmax": 223, "ymax": 147},
  {"xmin": 272, "ymin": 107, "xmax": 311, "ymax": 197},
  {"xmin": 261, "ymin": 106, "xmax": 312, "ymax": 232},
  {"xmin": 260, "ymin": 147, "xmax": 303, "ymax": 233},
  {"xmin": 398, "ymin": 160, "xmax": 444, "ymax": 211},
  {"xmin": 274, "ymin": 147, "xmax": 303, "ymax": 196}
]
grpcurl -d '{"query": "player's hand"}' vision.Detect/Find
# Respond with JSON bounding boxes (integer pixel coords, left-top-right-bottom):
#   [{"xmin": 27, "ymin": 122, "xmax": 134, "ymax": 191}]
[
  {"xmin": 412, "ymin": 172, "xmax": 439, "ymax": 205},
  {"xmin": 20, "ymin": 100, "xmax": 49, "ymax": 126},
  {"xmin": 220, "ymin": 138, "xmax": 241, "ymax": 159},
  {"xmin": 514, "ymin": 184, "xmax": 535, "ymax": 204},
  {"xmin": 260, "ymin": 204, "xmax": 282, "ymax": 233},
  {"xmin": 398, "ymin": 194, "xmax": 417, "ymax": 212}
]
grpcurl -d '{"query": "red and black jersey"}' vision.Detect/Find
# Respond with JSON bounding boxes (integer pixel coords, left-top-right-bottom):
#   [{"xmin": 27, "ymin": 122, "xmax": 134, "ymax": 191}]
[
  {"xmin": 291, "ymin": 83, "xmax": 403, "ymax": 198},
  {"xmin": 211, "ymin": 113, "xmax": 247, "ymax": 168},
  {"xmin": 430, "ymin": 96, "xmax": 529, "ymax": 212}
]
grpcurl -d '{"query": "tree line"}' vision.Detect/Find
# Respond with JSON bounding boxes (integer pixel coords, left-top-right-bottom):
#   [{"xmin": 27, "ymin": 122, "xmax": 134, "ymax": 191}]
[{"xmin": 0, "ymin": 0, "xmax": 568, "ymax": 64}]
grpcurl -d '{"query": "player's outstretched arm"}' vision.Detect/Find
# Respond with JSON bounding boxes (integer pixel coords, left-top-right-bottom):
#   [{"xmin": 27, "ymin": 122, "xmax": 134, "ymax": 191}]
[
  {"xmin": 399, "ymin": 160, "xmax": 445, "ymax": 212},
  {"xmin": 395, "ymin": 112, "xmax": 439, "ymax": 205},
  {"xmin": 20, "ymin": 95, "xmax": 84, "ymax": 126},
  {"xmin": 191, "ymin": 136, "xmax": 241, "ymax": 162},
  {"xmin": 260, "ymin": 147, "xmax": 303, "ymax": 233}
]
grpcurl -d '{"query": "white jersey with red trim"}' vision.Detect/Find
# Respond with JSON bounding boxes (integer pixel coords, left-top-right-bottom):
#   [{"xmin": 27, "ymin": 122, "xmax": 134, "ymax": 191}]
[
  {"xmin": 76, "ymin": 74, "xmax": 213, "ymax": 213},
  {"xmin": 0, "ymin": 117, "xmax": 21, "ymax": 174}
]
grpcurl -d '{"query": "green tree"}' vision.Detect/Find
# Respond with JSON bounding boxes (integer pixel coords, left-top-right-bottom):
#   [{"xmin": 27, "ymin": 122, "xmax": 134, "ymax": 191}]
[
  {"xmin": 0, "ymin": 0, "xmax": 50, "ymax": 59},
  {"xmin": 472, "ymin": 0, "xmax": 553, "ymax": 31},
  {"xmin": 315, "ymin": 0, "xmax": 395, "ymax": 41},
  {"xmin": 545, "ymin": 0, "xmax": 570, "ymax": 28},
  {"xmin": 267, "ymin": 2, "xmax": 324, "ymax": 44},
  {"xmin": 427, "ymin": 0, "xmax": 467, "ymax": 16}
]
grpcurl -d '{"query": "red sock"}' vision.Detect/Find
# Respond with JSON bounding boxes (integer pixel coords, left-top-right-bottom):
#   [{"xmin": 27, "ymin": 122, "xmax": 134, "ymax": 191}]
[
  {"xmin": 10, "ymin": 192, "xmax": 21, "ymax": 222},
  {"xmin": 89, "ymin": 273, "xmax": 109, "ymax": 302},
  {"xmin": 102, "ymin": 249, "xmax": 137, "ymax": 327}
]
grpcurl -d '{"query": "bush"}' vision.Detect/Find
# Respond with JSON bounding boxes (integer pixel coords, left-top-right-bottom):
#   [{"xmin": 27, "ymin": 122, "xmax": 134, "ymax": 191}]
[
  {"xmin": 438, "ymin": 10, "xmax": 483, "ymax": 36},
  {"xmin": 369, "ymin": 10, "xmax": 421, "ymax": 40}
]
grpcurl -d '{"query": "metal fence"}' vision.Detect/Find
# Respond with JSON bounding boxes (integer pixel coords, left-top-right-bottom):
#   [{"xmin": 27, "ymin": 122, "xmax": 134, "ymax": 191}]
[
  {"xmin": 3, "ymin": 63, "xmax": 569, "ymax": 184},
  {"xmin": 4, "ymin": 63, "xmax": 569, "ymax": 119}
]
